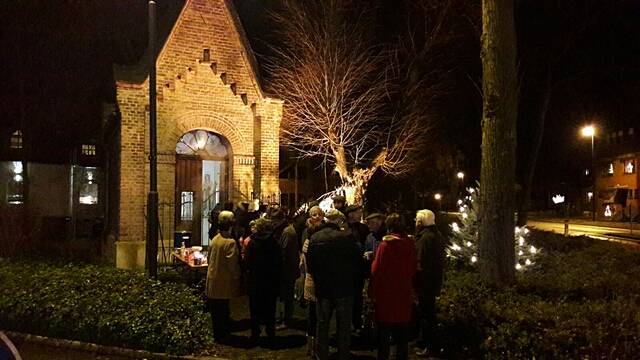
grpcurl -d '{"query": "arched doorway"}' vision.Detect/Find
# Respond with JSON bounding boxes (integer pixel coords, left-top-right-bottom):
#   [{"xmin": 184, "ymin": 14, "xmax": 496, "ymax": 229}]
[{"xmin": 175, "ymin": 129, "xmax": 231, "ymax": 246}]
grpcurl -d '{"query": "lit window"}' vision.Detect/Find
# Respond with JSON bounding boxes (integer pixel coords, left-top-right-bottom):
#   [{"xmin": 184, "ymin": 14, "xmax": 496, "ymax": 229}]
[
  {"xmin": 10, "ymin": 130, "xmax": 23, "ymax": 149},
  {"xmin": 607, "ymin": 163, "xmax": 614, "ymax": 175},
  {"xmin": 180, "ymin": 191, "xmax": 194, "ymax": 220},
  {"xmin": 79, "ymin": 167, "xmax": 98, "ymax": 204},
  {"xmin": 176, "ymin": 130, "xmax": 227, "ymax": 157},
  {"xmin": 624, "ymin": 160, "xmax": 635, "ymax": 174},
  {"xmin": 81, "ymin": 144, "xmax": 96, "ymax": 156},
  {"xmin": 6, "ymin": 161, "xmax": 24, "ymax": 204}
]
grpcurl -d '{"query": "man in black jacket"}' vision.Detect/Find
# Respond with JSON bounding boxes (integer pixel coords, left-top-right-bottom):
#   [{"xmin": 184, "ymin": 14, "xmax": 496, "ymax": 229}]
[
  {"xmin": 307, "ymin": 209, "xmax": 360, "ymax": 360},
  {"xmin": 414, "ymin": 209, "xmax": 446, "ymax": 358}
]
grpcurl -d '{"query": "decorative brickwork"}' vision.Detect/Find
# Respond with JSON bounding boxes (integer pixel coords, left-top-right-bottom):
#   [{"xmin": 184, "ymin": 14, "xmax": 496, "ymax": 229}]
[{"xmin": 113, "ymin": 0, "xmax": 282, "ymax": 268}]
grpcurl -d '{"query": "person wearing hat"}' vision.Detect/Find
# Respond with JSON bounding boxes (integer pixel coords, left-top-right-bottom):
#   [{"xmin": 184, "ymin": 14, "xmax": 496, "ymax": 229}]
[
  {"xmin": 344, "ymin": 204, "xmax": 368, "ymax": 334},
  {"xmin": 307, "ymin": 209, "xmax": 360, "ymax": 360},
  {"xmin": 364, "ymin": 212, "xmax": 386, "ymax": 260},
  {"xmin": 414, "ymin": 209, "xmax": 446, "ymax": 358}
]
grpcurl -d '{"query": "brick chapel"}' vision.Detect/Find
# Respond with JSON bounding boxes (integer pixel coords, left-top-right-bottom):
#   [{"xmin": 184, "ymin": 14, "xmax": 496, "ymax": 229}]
[{"xmin": 109, "ymin": 0, "xmax": 282, "ymax": 268}]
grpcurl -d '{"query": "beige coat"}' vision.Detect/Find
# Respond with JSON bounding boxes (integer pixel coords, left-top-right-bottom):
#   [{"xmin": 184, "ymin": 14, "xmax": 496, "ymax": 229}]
[{"xmin": 206, "ymin": 233, "xmax": 242, "ymax": 299}]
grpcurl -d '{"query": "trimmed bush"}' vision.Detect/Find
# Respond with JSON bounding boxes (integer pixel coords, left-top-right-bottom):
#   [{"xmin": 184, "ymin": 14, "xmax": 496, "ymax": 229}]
[
  {"xmin": 0, "ymin": 259, "xmax": 212, "ymax": 355},
  {"xmin": 435, "ymin": 231, "xmax": 640, "ymax": 359}
]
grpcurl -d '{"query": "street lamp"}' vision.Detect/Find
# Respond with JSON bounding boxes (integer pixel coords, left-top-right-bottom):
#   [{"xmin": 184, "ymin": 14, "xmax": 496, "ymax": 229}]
[
  {"xmin": 581, "ymin": 125, "xmax": 596, "ymax": 221},
  {"xmin": 456, "ymin": 171, "xmax": 465, "ymax": 198},
  {"xmin": 434, "ymin": 193, "xmax": 442, "ymax": 211}
]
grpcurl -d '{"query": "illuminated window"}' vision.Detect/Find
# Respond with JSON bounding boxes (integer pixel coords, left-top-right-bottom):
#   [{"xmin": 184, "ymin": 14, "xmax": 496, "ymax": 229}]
[
  {"xmin": 176, "ymin": 130, "xmax": 227, "ymax": 157},
  {"xmin": 10, "ymin": 130, "xmax": 23, "ymax": 149},
  {"xmin": 180, "ymin": 191, "xmax": 194, "ymax": 220},
  {"xmin": 81, "ymin": 144, "xmax": 96, "ymax": 156},
  {"xmin": 624, "ymin": 160, "xmax": 635, "ymax": 174},
  {"xmin": 79, "ymin": 167, "xmax": 98, "ymax": 204},
  {"xmin": 6, "ymin": 161, "xmax": 24, "ymax": 204},
  {"xmin": 607, "ymin": 163, "xmax": 614, "ymax": 176}
]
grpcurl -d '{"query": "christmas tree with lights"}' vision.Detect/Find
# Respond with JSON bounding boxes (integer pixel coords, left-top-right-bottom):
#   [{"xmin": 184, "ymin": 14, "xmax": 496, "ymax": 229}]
[{"xmin": 448, "ymin": 187, "xmax": 540, "ymax": 270}]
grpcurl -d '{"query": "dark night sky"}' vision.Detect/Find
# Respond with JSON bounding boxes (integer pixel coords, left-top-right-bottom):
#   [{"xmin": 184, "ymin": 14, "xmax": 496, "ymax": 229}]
[{"xmin": 1, "ymin": 0, "xmax": 639, "ymax": 188}]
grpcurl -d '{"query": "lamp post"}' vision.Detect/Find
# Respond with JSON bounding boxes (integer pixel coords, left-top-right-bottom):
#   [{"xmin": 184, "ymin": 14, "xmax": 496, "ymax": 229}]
[
  {"xmin": 146, "ymin": 0, "xmax": 159, "ymax": 278},
  {"xmin": 456, "ymin": 171, "xmax": 465, "ymax": 197},
  {"xmin": 581, "ymin": 125, "xmax": 596, "ymax": 221}
]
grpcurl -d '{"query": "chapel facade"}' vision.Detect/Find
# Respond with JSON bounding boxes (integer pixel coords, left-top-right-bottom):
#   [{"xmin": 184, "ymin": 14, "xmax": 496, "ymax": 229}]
[{"xmin": 110, "ymin": 0, "xmax": 282, "ymax": 268}]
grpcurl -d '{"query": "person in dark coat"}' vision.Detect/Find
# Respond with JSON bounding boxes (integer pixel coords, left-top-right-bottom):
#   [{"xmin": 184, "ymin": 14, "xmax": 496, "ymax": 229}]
[
  {"xmin": 276, "ymin": 219, "xmax": 301, "ymax": 329},
  {"xmin": 244, "ymin": 218, "xmax": 282, "ymax": 344},
  {"xmin": 307, "ymin": 209, "xmax": 360, "ymax": 360},
  {"xmin": 370, "ymin": 214, "xmax": 417, "ymax": 360},
  {"xmin": 345, "ymin": 204, "xmax": 369, "ymax": 333},
  {"xmin": 332, "ymin": 194, "xmax": 347, "ymax": 215},
  {"xmin": 414, "ymin": 209, "xmax": 446, "ymax": 358}
]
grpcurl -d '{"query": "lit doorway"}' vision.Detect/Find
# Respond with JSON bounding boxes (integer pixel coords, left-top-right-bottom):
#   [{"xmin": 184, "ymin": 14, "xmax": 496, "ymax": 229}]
[{"xmin": 175, "ymin": 130, "xmax": 229, "ymax": 246}]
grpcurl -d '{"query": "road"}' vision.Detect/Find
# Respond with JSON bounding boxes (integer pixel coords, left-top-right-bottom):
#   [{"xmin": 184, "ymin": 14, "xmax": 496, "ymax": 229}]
[{"xmin": 527, "ymin": 220, "xmax": 639, "ymax": 246}]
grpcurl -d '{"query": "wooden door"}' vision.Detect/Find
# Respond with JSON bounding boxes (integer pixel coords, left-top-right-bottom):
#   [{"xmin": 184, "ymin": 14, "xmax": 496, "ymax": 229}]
[{"xmin": 175, "ymin": 156, "xmax": 202, "ymax": 246}]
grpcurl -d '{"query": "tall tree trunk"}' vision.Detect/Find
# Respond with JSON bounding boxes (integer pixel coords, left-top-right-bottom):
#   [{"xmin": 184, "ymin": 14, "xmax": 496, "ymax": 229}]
[
  {"xmin": 517, "ymin": 70, "xmax": 552, "ymax": 226},
  {"xmin": 479, "ymin": 0, "xmax": 518, "ymax": 286}
]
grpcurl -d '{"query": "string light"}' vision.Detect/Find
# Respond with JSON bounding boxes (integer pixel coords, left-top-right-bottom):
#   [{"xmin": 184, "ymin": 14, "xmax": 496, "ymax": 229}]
[{"xmin": 447, "ymin": 186, "xmax": 541, "ymax": 271}]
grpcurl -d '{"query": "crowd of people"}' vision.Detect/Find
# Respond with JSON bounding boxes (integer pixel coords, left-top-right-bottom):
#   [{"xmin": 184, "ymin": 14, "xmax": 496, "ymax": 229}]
[{"xmin": 204, "ymin": 195, "xmax": 447, "ymax": 360}]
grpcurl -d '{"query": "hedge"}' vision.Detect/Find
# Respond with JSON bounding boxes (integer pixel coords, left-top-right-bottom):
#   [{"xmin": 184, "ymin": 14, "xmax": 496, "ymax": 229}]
[
  {"xmin": 435, "ymin": 231, "xmax": 640, "ymax": 359},
  {"xmin": 0, "ymin": 260, "xmax": 212, "ymax": 355}
]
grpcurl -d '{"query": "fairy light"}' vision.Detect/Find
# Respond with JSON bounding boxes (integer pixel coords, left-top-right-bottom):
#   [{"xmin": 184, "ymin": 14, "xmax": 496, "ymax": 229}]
[{"xmin": 471, "ymin": 255, "xmax": 477, "ymax": 263}]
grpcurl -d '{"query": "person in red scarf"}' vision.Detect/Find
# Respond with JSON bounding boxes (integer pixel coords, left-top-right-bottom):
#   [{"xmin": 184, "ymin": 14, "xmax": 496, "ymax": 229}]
[{"xmin": 370, "ymin": 213, "xmax": 417, "ymax": 360}]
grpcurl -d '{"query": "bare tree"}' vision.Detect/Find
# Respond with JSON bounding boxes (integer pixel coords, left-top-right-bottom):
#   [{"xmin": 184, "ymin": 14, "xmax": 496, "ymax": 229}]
[{"xmin": 267, "ymin": 0, "xmax": 433, "ymax": 204}]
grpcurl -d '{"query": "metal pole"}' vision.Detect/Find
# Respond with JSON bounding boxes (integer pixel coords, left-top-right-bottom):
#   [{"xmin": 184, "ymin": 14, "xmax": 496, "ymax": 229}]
[
  {"xmin": 146, "ymin": 0, "xmax": 159, "ymax": 278},
  {"xmin": 591, "ymin": 134, "xmax": 595, "ymax": 221}
]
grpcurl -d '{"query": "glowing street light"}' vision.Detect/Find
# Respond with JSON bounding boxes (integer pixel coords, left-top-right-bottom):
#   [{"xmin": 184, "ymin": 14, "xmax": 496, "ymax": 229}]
[
  {"xmin": 434, "ymin": 193, "xmax": 442, "ymax": 211},
  {"xmin": 456, "ymin": 171, "xmax": 465, "ymax": 180},
  {"xmin": 581, "ymin": 125, "xmax": 596, "ymax": 221}
]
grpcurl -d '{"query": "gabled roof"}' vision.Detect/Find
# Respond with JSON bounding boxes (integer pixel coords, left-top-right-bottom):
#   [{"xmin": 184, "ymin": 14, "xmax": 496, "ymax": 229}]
[{"xmin": 113, "ymin": 0, "xmax": 267, "ymax": 99}]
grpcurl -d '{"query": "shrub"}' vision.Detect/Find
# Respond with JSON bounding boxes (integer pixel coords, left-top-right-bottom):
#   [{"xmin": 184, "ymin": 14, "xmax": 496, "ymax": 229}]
[
  {"xmin": 0, "ymin": 259, "xmax": 212, "ymax": 355},
  {"xmin": 433, "ymin": 232, "xmax": 640, "ymax": 359}
]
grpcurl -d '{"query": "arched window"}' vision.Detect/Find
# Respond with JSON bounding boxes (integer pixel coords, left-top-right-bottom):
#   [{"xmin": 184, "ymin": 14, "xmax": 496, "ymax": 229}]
[{"xmin": 175, "ymin": 130, "xmax": 227, "ymax": 158}]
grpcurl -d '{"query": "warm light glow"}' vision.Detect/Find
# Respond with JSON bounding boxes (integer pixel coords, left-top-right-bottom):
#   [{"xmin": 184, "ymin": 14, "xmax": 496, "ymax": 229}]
[
  {"xmin": 12, "ymin": 161, "xmax": 23, "ymax": 174},
  {"xmin": 587, "ymin": 192, "xmax": 593, "ymax": 201},
  {"xmin": 14, "ymin": 174, "xmax": 23, "ymax": 182},
  {"xmin": 604, "ymin": 205, "xmax": 612, "ymax": 217},
  {"xmin": 516, "ymin": 263, "xmax": 522, "ymax": 270},
  {"xmin": 434, "ymin": 193, "xmax": 442, "ymax": 200},
  {"xmin": 608, "ymin": 163, "xmax": 614, "ymax": 174},
  {"xmin": 625, "ymin": 161, "xmax": 635, "ymax": 174},
  {"xmin": 451, "ymin": 222, "xmax": 460, "ymax": 232},
  {"xmin": 457, "ymin": 171, "xmax": 465, "ymax": 179},
  {"xmin": 471, "ymin": 255, "xmax": 477, "ymax": 263},
  {"xmin": 552, "ymin": 194, "xmax": 565, "ymax": 204},
  {"xmin": 518, "ymin": 236, "xmax": 525, "ymax": 246},
  {"xmin": 581, "ymin": 125, "xmax": 595, "ymax": 137},
  {"xmin": 529, "ymin": 245, "xmax": 537, "ymax": 254}
]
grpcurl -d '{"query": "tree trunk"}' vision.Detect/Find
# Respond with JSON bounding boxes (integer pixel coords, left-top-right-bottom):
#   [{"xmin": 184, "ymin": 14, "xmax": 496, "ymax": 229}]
[
  {"xmin": 517, "ymin": 70, "xmax": 552, "ymax": 226},
  {"xmin": 479, "ymin": 0, "xmax": 518, "ymax": 286}
]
